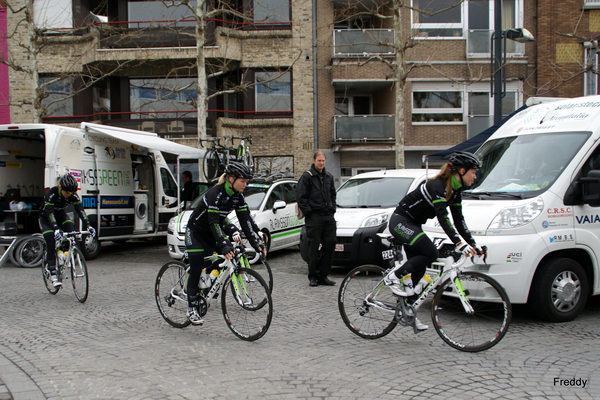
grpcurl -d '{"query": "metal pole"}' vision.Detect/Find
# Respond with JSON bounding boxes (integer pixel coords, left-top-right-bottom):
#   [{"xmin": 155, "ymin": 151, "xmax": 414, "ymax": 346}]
[{"xmin": 493, "ymin": 0, "xmax": 503, "ymax": 125}]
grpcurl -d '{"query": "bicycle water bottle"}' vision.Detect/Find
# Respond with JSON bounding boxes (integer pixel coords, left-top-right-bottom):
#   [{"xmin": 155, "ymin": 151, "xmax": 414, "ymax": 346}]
[
  {"xmin": 209, "ymin": 269, "xmax": 220, "ymax": 286},
  {"xmin": 57, "ymin": 250, "xmax": 66, "ymax": 266},
  {"xmin": 402, "ymin": 274, "xmax": 414, "ymax": 296},
  {"xmin": 414, "ymin": 274, "xmax": 431, "ymax": 295},
  {"xmin": 199, "ymin": 269, "xmax": 209, "ymax": 289}
]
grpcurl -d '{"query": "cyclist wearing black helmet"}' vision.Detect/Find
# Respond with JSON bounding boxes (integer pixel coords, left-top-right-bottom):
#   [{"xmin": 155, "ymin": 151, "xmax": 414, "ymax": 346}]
[
  {"xmin": 184, "ymin": 161, "xmax": 266, "ymax": 325},
  {"xmin": 39, "ymin": 173, "xmax": 95, "ymax": 287},
  {"xmin": 383, "ymin": 151, "xmax": 485, "ymax": 331}
]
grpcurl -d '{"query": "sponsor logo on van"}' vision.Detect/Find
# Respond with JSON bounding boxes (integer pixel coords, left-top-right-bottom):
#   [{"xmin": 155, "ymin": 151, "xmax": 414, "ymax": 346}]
[
  {"xmin": 549, "ymin": 234, "xmax": 574, "ymax": 243},
  {"xmin": 506, "ymin": 252, "xmax": 522, "ymax": 262},
  {"xmin": 100, "ymin": 196, "xmax": 133, "ymax": 208},
  {"xmin": 576, "ymin": 215, "xmax": 600, "ymax": 224},
  {"xmin": 546, "ymin": 207, "xmax": 572, "ymax": 218}
]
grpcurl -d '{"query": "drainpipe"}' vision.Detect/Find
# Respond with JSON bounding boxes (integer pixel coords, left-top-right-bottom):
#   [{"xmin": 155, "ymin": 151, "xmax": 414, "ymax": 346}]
[{"xmin": 312, "ymin": 0, "xmax": 318, "ymax": 152}]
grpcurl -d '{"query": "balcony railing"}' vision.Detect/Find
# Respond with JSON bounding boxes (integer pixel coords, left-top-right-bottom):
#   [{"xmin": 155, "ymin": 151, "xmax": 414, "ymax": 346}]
[
  {"xmin": 333, "ymin": 29, "xmax": 395, "ymax": 56},
  {"xmin": 334, "ymin": 115, "xmax": 395, "ymax": 141}
]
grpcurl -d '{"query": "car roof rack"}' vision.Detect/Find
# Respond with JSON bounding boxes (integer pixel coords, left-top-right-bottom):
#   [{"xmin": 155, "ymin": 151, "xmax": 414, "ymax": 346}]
[{"xmin": 251, "ymin": 172, "xmax": 295, "ymax": 184}]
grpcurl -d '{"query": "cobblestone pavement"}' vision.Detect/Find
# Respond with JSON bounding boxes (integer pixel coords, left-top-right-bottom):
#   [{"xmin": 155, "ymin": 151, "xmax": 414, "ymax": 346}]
[{"xmin": 1, "ymin": 238, "xmax": 599, "ymax": 399}]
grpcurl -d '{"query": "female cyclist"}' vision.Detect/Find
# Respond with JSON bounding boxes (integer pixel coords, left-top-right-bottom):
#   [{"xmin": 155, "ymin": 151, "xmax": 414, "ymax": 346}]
[
  {"xmin": 185, "ymin": 162, "xmax": 266, "ymax": 325},
  {"xmin": 39, "ymin": 173, "xmax": 95, "ymax": 287},
  {"xmin": 383, "ymin": 151, "xmax": 484, "ymax": 330}
]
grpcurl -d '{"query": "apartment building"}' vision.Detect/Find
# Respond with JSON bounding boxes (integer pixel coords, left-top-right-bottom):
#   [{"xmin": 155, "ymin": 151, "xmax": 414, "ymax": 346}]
[{"xmin": 2, "ymin": 1, "xmax": 599, "ymax": 182}]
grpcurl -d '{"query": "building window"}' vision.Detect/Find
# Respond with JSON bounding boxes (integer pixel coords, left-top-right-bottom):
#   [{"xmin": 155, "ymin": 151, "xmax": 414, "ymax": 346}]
[
  {"xmin": 129, "ymin": 78, "xmax": 198, "ymax": 119},
  {"xmin": 128, "ymin": 1, "xmax": 197, "ymax": 28},
  {"xmin": 585, "ymin": 44, "xmax": 599, "ymax": 96},
  {"xmin": 255, "ymin": 71, "xmax": 292, "ymax": 112},
  {"xmin": 253, "ymin": 0, "xmax": 290, "ymax": 23},
  {"xmin": 335, "ymin": 95, "xmax": 372, "ymax": 115},
  {"xmin": 412, "ymin": 91, "xmax": 463, "ymax": 123},
  {"xmin": 255, "ymin": 156, "xmax": 294, "ymax": 175},
  {"xmin": 40, "ymin": 76, "xmax": 74, "ymax": 117},
  {"xmin": 412, "ymin": 0, "xmax": 463, "ymax": 38}
]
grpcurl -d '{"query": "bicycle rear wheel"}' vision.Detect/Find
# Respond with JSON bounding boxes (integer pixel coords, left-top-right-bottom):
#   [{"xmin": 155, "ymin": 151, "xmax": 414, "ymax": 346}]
[
  {"xmin": 16, "ymin": 235, "xmax": 45, "ymax": 268},
  {"xmin": 41, "ymin": 253, "xmax": 60, "ymax": 295},
  {"xmin": 70, "ymin": 248, "xmax": 89, "ymax": 303},
  {"xmin": 202, "ymin": 149, "xmax": 221, "ymax": 182},
  {"xmin": 221, "ymin": 269, "xmax": 272, "ymax": 341},
  {"xmin": 432, "ymin": 271, "xmax": 512, "ymax": 352},
  {"xmin": 338, "ymin": 265, "xmax": 398, "ymax": 339},
  {"xmin": 155, "ymin": 261, "xmax": 191, "ymax": 328}
]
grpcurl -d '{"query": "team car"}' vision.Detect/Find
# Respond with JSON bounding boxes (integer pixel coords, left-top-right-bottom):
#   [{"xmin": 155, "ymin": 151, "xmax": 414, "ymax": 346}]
[
  {"xmin": 167, "ymin": 177, "xmax": 304, "ymax": 261},
  {"xmin": 300, "ymin": 169, "xmax": 439, "ymax": 268}
]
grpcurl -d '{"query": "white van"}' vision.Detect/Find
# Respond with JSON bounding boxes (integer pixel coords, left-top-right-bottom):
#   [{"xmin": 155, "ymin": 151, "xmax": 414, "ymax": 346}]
[
  {"xmin": 0, "ymin": 123, "xmax": 203, "ymax": 259},
  {"xmin": 423, "ymin": 95, "xmax": 600, "ymax": 322},
  {"xmin": 300, "ymin": 169, "xmax": 438, "ymax": 267}
]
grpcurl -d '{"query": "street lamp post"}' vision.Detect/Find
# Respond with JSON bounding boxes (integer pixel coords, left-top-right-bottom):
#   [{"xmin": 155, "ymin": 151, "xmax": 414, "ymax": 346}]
[{"xmin": 490, "ymin": 5, "xmax": 535, "ymax": 125}]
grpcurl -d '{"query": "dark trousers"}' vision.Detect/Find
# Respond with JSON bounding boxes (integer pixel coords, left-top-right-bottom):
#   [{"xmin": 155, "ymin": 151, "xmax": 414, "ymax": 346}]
[
  {"xmin": 388, "ymin": 213, "xmax": 439, "ymax": 286},
  {"xmin": 184, "ymin": 229, "xmax": 217, "ymax": 305},
  {"xmin": 305, "ymin": 213, "xmax": 336, "ymax": 281},
  {"xmin": 39, "ymin": 211, "xmax": 76, "ymax": 270}
]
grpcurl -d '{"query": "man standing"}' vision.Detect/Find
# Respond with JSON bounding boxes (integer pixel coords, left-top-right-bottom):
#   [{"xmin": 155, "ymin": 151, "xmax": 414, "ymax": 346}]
[
  {"xmin": 296, "ymin": 151, "xmax": 337, "ymax": 287},
  {"xmin": 170, "ymin": 171, "xmax": 198, "ymax": 209}
]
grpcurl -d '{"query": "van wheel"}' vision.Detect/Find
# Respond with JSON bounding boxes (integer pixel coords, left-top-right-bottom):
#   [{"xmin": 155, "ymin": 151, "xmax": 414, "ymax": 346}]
[
  {"xmin": 529, "ymin": 258, "xmax": 588, "ymax": 322},
  {"xmin": 80, "ymin": 234, "xmax": 101, "ymax": 260}
]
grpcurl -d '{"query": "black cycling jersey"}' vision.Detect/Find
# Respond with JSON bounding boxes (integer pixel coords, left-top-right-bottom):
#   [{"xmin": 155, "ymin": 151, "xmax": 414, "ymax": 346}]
[
  {"xmin": 187, "ymin": 181, "xmax": 260, "ymax": 252},
  {"xmin": 394, "ymin": 176, "xmax": 475, "ymax": 246},
  {"xmin": 40, "ymin": 186, "xmax": 89, "ymax": 230}
]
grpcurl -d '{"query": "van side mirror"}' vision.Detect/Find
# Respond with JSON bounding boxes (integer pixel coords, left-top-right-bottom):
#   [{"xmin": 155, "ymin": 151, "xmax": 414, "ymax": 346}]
[{"xmin": 580, "ymin": 170, "xmax": 600, "ymax": 206}]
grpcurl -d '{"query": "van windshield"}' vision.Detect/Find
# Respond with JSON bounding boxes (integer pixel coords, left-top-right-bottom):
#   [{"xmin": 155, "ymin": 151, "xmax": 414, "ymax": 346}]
[
  {"xmin": 337, "ymin": 177, "xmax": 414, "ymax": 207},
  {"xmin": 468, "ymin": 132, "xmax": 590, "ymax": 198}
]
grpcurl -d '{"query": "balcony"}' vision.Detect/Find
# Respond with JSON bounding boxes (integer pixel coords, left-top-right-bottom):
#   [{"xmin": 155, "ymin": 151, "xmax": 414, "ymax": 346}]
[
  {"xmin": 334, "ymin": 115, "xmax": 395, "ymax": 142},
  {"xmin": 333, "ymin": 29, "xmax": 395, "ymax": 57}
]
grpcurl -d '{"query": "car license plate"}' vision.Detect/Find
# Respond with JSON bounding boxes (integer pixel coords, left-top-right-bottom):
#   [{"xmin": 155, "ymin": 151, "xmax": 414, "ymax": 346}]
[
  {"xmin": 335, "ymin": 244, "xmax": 344, "ymax": 252},
  {"xmin": 382, "ymin": 249, "xmax": 394, "ymax": 260}
]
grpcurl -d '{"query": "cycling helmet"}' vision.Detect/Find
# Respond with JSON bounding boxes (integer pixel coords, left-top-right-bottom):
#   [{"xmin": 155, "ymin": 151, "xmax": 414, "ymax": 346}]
[
  {"xmin": 225, "ymin": 162, "xmax": 254, "ymax": 180},
  {"xmin": 448, "ymin": 151, "xmax": 481, "ymax": 171},
  {"xmin": 59, "ymin": 173, "xmax": 78, "ymax": 193}
]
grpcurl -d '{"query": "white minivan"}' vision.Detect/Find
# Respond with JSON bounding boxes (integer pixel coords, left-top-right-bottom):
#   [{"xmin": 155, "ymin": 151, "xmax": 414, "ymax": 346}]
[
  {"xmin": 424, "ymin": 95, "xmax": 600, "ymax": 322},
  {"xmin": 300, "ymin": 169, "xmax": 438, "ymax": 267}
]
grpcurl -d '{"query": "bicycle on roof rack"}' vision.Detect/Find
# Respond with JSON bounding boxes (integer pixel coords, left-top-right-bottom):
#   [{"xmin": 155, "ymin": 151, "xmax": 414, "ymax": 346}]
[{"xmin": 200, "ymin": 137, "xmax": 228, "ymax": 182}]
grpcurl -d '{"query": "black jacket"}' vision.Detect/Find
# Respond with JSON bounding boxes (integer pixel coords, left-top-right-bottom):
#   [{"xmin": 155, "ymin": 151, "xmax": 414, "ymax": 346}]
[
  {"xmin": 296, "ymin": 164, "xmax": 336, "ymax": 217},
  {"xmin": 40, "ymin": 186, "xmax": 89, "ymax": 230},
  {"xmin": 395, "ymin": 177, "xmax": 475, "ymax": 247}
]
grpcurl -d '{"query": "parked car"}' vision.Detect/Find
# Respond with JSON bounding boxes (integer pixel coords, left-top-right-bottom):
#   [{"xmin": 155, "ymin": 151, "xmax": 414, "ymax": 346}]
[
  {"xmin": 300, "ymin": 169, "xmax": 439, "ymax": 268},
  {"xmin": 167, "ymin": 176, "xmax": 304, "ymax": 261}
]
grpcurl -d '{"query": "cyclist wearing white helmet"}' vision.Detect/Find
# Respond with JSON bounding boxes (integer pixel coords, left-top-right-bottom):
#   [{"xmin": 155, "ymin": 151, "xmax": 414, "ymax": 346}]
[
  {"xmin": 184, "ymin": 162, "xmax": 266, "ymax": 325},
  {"xmin": 39, "ymin": 173, "xmax": 95, "ymax": 287},
  {"xmin": 383, "ymin": 151, "xmax": 485, "ymax": 331}
]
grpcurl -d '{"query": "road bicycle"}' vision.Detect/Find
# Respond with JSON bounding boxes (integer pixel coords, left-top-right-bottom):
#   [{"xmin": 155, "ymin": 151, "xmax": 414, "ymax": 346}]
[
  {"xmin": 338, "ymin": 235, "xmax": 511, "ymax": 352},
  {"xmin": 155, "ymin": 241, "xmax": 273, "ymax": 341},
  {"xmin": 41, "ymin": 231, "xmax": 90, "ymax": 303},
  {"xmin": 200, "ymin": 137, "xmax": 229, "ymax": 182},
  {"xmin": 231, "ymin": 135, "xmax": 254, "ymax": 169}
]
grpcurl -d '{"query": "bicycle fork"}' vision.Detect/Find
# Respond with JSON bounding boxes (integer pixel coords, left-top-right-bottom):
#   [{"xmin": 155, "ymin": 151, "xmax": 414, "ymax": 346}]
[{"xmin": 449, "ymin": 270, "xmax": 475, "ymax": 314}]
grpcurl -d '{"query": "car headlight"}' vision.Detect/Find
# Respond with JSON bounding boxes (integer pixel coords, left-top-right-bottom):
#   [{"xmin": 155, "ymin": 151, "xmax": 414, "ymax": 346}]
[
  {"xmin": 360, "ymin": 212, "xmax": 389, "ymax": 228},
  {"xmin": 487, "ymin": 197, "xmax": 544, "ymax": 230},
  {"xmin": 167, "ymin": 216, "xmax": 177, "ymax": 234}
]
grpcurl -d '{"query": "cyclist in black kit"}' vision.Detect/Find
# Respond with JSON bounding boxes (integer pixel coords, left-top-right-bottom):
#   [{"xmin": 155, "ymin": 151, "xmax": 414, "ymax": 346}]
[
  {"xmin": 184, "ymin": 162, "xmax": 266, "ymax": 325},
  {"xmin": 383, "ymin": 151, "xmax": 484, "ymax": 330},
  {"xmin": 39, "ymin": 173, "xmax": 95, "ymax": 287}
]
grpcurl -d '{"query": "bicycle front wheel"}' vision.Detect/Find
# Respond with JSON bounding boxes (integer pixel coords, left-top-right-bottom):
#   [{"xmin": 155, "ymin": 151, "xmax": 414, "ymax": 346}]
[
  {"xmin": 237, "ymin": 144, "xmax": 254, "ymax": 168},
  {"xmin": 155, "ymin": 261, "xmax": 191, "ymax": 328},
  {"xmin": 202, "ymin": 150, "xmax": 220, "ymax": 182},
  {"xmin": 432, "ymin": 271, "xmax": 512, "ymax": 352},
  {"xmin": 70, "ymin": 248, "xmax": 89, "ymax": 303},
  {"xmin": 241, "ymin": 254, "xmax": 273, "ymax": 293},
  {"xmin": 338, "ymin": 265, "xmax": 398, "ymax": 339},
  {"xmin": 41, "ymin": 253, "xmax": 60, "ymax": 295},
  {"xmin": 17, "ymin": 235, "xmax": 45, "ymax": 268},
  {"xmin": 221, "ymin": 269, "xmax": 272, "ymax": 341}
]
